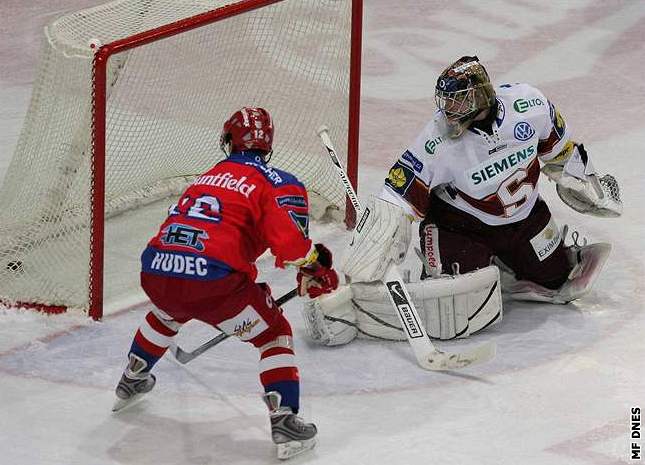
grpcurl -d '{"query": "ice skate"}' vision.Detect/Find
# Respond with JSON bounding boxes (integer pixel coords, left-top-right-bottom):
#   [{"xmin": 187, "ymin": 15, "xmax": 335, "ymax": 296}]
[
  {"xmin": 556, "ymin": 240, "xmax": 611, "ymax": 303},
  {"xmin": 262, "ymin": 391, "xmax": 317, "ymax": 460},
  {"xmin": 497, "ymin": 228, "xmax": 611, "ymax": 304},
  {"xmin": 112, "ymin": 354, "xmax": 157, "ymax": 412}
]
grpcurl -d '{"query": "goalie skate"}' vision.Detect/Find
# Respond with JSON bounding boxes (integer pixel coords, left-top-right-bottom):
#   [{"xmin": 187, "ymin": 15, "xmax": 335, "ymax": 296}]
[
  {"xmin": 263, "ymin": 392, "xmax": 317, "ymax": 460},
  {"xmin": 112, "ymin": 372, "xmax": 156, "ymax": 412},
  {"xmin": 499, "ymin": 238, "xmax": 611, "ymax": 304}
]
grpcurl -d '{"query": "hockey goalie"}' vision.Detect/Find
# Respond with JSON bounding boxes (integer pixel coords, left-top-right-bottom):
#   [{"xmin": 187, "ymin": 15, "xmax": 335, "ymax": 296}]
[{"xmin": 302, "ymin": 55, "xmax": 622, "ymax": 346}]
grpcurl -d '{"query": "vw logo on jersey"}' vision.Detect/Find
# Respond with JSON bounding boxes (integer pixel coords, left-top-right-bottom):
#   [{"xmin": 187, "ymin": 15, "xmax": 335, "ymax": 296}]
[{"xmin": 514, "ymin": 121, "xmax": 535, "ymax": 141}]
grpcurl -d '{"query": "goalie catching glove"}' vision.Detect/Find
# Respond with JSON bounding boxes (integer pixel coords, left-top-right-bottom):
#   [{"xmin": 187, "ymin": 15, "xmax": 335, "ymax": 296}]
[
  {"xmin": 542, "ymin": 143, "xmax": 622, "ymax": 218},
  {"xmin": 297, "ymin": 243, "xmax": 339, "ymax": 298}
]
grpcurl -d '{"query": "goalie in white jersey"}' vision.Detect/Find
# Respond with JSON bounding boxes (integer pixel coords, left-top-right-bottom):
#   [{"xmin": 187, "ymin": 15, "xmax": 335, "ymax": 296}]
[{"xmin": 302, "ymin": 55, "xmax": 622, "ymax": 347}]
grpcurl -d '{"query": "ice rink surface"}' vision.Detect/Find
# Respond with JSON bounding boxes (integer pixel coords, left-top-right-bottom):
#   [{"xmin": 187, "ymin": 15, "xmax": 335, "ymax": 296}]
[{"xmin": 1, "ymin": 1, "xmax": 644, "ymax": 464}]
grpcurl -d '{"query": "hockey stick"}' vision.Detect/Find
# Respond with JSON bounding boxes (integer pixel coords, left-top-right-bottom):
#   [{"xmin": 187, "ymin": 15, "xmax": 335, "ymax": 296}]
[
  {"xmin": 317, "ymin": 126, "xmax": 496, "ymax": 370},
  {"xmin": 170, "ymin": 287, "xmax": 299, "ymax": 364}
]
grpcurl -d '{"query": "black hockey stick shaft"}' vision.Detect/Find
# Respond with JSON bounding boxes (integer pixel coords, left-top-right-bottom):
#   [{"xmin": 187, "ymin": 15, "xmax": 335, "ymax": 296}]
[{"xmin": 172, "ymin": 287, "xmax": 298, "ymax": 364}]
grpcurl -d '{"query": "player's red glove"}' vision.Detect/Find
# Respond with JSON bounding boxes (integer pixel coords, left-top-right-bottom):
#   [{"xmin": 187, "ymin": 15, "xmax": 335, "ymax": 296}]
[{"xmin": 297, "ymin": 244, "xmax": 339, "ymax": 298}]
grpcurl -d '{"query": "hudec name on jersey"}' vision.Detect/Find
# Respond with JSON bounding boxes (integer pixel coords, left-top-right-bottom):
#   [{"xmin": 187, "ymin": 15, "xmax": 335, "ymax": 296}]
[
  {"xmin": 149, "ymin": 251, "xmax": 208, "ymax": 276},
  {"xmin": 469, "ymin": 145, "xmax": 536, "ymax": 186}
]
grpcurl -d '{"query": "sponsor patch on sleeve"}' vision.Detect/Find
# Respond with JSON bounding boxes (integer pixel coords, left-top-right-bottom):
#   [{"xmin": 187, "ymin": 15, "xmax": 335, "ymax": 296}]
[
  {"xmin": 385, "ymin": 162, "xmax": 415, "ymax": 195},
  {"xmin": 401, "ymin": 150, "xmax": 424, "ymax": 172},
  {"xmin": 288, "ymin": 211, "xmax": 309, "ymax": 238},
  {"xmin": 276, "ymin": 195, "xmax": 307, "ymax": 208},
  {"xmin": 545, "ymin": 140, "xmax": 575, "ymax": 164},
  {"xmin": 549, "ymin": 101, "xmax": 566, "ymax": 139}
]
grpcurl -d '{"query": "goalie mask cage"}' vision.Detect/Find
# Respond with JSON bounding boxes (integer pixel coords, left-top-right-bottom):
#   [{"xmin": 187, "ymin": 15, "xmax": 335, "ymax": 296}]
[{"xmin": 0, "ymin": 0, "xmax": 362, "ymax": 320}]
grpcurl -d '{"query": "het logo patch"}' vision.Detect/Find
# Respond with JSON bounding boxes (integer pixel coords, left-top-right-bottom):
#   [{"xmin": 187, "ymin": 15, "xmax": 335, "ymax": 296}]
[
  {"xmin": 160, "ymin": 223, "xmax": 208, "ymax": 251},
  {"xmin": 514, "ymin": 122, "xmax": 535, "ymax": 141}
]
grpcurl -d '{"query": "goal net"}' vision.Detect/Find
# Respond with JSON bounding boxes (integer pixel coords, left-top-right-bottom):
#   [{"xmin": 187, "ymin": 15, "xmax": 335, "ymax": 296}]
[{"xmin": 0, "ymin": 0, "xmax": 362, "ymax": 319}]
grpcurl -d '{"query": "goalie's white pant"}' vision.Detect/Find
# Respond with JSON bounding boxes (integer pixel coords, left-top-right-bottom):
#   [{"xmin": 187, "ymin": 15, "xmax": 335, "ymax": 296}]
[{"xmin": 301, "ymin": 265, "xmax": 503, "ymax": 346}]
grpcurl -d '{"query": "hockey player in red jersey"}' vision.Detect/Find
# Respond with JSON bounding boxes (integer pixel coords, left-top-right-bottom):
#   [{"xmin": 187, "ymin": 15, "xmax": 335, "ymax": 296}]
[{"xmin": 112, "ymin": 107, "xmax": 338, "ymax": 459}]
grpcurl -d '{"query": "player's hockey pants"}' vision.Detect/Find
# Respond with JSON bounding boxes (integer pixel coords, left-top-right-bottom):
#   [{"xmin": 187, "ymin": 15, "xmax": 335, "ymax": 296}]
[
  {"xmin": 127, "ymin": 271, "xmax": 301, "ymax": 411},
  {"xmin": 420, "ymin": 194, "xmax": 571, "ymax": 289}
]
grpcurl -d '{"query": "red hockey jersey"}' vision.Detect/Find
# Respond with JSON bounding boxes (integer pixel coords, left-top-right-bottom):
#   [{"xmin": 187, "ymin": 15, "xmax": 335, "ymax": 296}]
[{"xmin": 141, "ymin": 152, "xmax": 313, "ymax": 281}]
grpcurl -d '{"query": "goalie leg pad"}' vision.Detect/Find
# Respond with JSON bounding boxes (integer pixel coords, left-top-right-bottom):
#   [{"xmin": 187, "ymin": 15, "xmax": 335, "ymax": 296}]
[
  {"xmin": 351, "ymin": 265, "xmax": 503, "ymax": 340},
  {"xmin": 302, "ymin": 266, "xmax": 503, "ymax": 344},
  {"xmin": 301, "ymin": 286, "xmax": 358, "ymax": 346},
  {"xmin": 417, "ymin": 265, "xmax": 503, "ymax": 339},
  {"xmin": 340, "ymin": 195, "xmax": 411, "ymax": 282}
]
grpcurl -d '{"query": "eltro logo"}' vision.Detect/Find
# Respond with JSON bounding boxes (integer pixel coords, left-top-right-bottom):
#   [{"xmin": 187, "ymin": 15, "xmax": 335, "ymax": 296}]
[
  {"xmin": 513, "ymin": 98, "xmax": 544, "ymax": 113},
  {"xmin": 425, "ymin": 136, "xmax": 443, "ymax": 155}
]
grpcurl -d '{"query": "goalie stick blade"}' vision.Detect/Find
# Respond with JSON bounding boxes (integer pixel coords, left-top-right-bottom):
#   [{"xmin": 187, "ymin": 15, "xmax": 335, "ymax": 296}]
[{"xmin": 419, "ymin": 341, "xmax": 497, "ymax": 371}]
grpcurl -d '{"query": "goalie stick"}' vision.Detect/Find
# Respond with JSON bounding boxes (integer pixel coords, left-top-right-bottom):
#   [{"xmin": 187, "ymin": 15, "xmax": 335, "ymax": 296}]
[
  {"xmin": 317, "ymin": 125, "xmax": 496, "ymax": 370},
  {"xmin": 169, "ymin": 288, "xmax": 298, "ymax": 364}
]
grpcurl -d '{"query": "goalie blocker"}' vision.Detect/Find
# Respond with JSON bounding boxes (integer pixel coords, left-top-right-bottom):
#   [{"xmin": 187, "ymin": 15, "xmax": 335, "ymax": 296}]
[{"xmin": 301, "ymin": 265, "xmax": 502, "ymax": 346}]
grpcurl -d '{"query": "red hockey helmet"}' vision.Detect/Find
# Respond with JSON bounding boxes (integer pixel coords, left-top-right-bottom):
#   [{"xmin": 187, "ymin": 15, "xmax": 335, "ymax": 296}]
[{"xmin": 220, "ymin": 107, "xmax": 274, "ymax": 157}]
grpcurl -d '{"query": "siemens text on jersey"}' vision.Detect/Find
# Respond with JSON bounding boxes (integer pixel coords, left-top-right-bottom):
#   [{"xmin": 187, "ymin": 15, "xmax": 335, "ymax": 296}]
[{"xmin": 469, "ymin": 145, "xmax": 536, "ymax": 186}]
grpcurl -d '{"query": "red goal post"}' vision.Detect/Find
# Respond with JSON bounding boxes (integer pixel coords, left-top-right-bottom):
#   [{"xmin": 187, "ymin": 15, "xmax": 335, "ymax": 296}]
[{"xmin": 0, "ymin": 0, "xmax": 362, "ymax": 320}]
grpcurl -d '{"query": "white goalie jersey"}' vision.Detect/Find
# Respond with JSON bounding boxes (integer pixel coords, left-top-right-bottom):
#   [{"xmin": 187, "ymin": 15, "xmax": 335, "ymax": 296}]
[
  {"xmin": 369, "ymin": 82, "xmax": 619, "ymax": 283},
  {"xmin": 381, "ymin": 83, "xmax": 574, "ymax": 225}
]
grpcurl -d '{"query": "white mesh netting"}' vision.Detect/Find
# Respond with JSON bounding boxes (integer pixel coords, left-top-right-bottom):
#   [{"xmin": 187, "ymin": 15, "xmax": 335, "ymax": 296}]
[{"xmin": 0, "ymin": 0, "xmax": 355, "ymax": 313}]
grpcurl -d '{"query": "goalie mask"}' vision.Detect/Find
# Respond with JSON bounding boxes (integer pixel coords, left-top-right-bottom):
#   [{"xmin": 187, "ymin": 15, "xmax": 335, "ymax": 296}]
[
  {"xmin": 220, "ymin": 107, "xmax": 274, "ymax": 160},
  {"xmin": 435, "ymin": 56, "xmax": 495, "ymax": 138}
]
